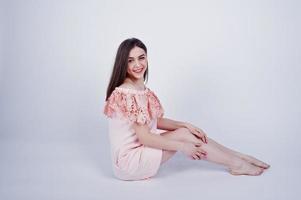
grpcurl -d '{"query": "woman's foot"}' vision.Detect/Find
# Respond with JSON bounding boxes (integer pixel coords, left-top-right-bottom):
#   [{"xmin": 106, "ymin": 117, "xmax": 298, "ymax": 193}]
[
  {"xmin": 236, "ymin": 154, "xmax": 270, "ymax": 169},
  {"xmin": 229, "ymin": 160, "xmax": 264, "ymax": 176},
  {"xmin": 205, "ymin": 137, "xmax": 270, "ymax": 169}
]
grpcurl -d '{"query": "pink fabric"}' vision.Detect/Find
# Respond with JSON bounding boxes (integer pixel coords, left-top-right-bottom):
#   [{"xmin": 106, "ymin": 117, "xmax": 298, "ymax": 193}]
[
  {"xmin": 104, "ymin": 87, "xmax": 164, "ymax": 125},
  {"xmin": 103, "ymin": 86, "xmax": 164, "ymax": 181}
]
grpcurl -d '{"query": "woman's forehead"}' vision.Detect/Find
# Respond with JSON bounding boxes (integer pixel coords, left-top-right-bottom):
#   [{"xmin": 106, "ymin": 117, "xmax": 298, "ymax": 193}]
[{"xmin": 129, "ymin": 47, "xmax": 146, "ymax": 57}]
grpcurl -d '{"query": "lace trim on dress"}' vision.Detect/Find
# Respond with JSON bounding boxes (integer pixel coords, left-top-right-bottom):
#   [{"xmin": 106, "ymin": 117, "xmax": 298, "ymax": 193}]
[{"xmin": 104, "ymin": 87, "xmax": 164, "ymax": 125}]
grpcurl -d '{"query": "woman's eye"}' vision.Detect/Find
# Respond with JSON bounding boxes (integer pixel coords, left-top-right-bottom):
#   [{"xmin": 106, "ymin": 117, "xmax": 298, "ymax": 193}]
[
  {"xmin": 128, "ymin": 60, "xmax": 133, "ymax": 63},
  {"xmin": 139, "ymin": 57, "xmax": 145, "ymax": 60}
]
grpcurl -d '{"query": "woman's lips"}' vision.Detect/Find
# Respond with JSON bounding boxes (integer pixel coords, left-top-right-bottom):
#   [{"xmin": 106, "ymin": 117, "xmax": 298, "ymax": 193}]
[{"xmin": 133, "ymin": 68, "xmax": 143, "ymax": 73}]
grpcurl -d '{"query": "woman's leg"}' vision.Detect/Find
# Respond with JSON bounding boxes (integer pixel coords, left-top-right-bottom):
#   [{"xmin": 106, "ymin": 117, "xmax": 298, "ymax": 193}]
[
  {"xmin": 160, "ymin": 128, "xmax": 264, "ymax": 175},
  {"xmin": 159, "ymin": 128, "xmax": 183, "ymax": 164},
  {"xmin": 206, "ymin": 138, "xmax": 270, "ymax": 169},
  {"xmin": 162, "ymin": 128, "xmax": 270, "ymax": 168},
  {"xmin": 160, "ymin": 150, "xmax": 177, "ymax": 164}
]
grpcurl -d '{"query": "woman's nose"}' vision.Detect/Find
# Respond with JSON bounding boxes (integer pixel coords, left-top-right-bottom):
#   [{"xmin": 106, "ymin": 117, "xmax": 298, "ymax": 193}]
[{"xmin": 134, "ymin": 60, "xmax": 140, "ymax": 67}]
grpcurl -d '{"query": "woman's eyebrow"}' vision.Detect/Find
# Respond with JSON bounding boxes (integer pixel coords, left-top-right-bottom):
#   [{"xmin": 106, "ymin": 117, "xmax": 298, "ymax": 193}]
[{"xmin": 128, "ymin": 54, "xmax": 145, "ymax": 59}]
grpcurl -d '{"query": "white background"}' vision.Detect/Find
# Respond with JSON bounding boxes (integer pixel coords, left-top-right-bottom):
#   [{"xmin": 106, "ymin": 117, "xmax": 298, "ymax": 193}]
[{"xmin": 0, "ymin": 0, "xmax": 300, "ymax": 199}]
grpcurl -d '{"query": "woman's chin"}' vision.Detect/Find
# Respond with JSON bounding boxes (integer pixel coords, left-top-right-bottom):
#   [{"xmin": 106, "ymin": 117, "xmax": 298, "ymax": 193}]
[{"xmin": 133, "ymin": 73, "xmax": 145, "ymax": 79}]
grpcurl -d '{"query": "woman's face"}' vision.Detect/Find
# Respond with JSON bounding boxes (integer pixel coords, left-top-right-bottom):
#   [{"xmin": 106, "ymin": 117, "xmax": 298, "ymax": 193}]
[{"xmin": 126, "ymin": 46, "xmax": 147, "ymax": 80}]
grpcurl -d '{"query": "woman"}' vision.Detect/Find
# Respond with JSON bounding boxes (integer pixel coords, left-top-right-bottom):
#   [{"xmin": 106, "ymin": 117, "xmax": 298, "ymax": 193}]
[{"xmin": 104, "ymin": 38, "xmax": 270, "ymax": 181}]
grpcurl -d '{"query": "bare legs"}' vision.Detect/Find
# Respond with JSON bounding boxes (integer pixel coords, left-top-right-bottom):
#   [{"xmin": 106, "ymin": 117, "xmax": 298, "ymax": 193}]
[
  {"xmin": 207, "ymin": 138, "xmax": 270, "ymax": 169},
  {"xmin": 160, "ymin": 128, "xmax": 270, "ymax": 176}
]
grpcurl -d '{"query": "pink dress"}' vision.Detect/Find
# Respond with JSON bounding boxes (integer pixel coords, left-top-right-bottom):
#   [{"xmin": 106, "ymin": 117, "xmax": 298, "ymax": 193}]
[{"xmin": 103, "ymin": 86, "xmax": 165, "ymax": 181}]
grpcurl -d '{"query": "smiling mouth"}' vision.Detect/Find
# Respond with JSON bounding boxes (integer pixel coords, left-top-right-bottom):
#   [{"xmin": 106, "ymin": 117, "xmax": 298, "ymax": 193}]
[{"xmin": 133, "ymin": 68, "xmax": 143, "ymax": 73}]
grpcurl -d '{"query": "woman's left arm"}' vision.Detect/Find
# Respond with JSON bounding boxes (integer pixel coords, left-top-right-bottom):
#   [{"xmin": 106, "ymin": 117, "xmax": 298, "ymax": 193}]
[
  {"xmin": 157, "ymin": 117, "xmax": 186, "ymax": 131},
  {"xmin": 157, "ymin": 117, "xmax": 208, "ymax": 143}
]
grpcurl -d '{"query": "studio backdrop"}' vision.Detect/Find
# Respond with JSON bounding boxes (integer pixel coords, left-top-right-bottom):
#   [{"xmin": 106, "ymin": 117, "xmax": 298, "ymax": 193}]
[{"xmin": 0, "ymin": 0, "xmax": 300, "ymax": 199}]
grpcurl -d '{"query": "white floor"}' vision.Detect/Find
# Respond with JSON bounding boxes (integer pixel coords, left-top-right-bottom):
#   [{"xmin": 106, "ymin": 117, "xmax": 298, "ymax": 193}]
[{"xmin": 0, "ymin": 138, "xmax": 300, "ymax": 200}]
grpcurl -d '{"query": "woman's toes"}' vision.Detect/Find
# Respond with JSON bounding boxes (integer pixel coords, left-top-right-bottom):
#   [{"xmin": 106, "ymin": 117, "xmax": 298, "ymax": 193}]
[
  {"xmin": 263, "ymin": 163, "xmax": 270, "ymax": 169},
  {"xmin": 243, "ymin": 155, "xmax": 270, "ymax": 169},
  {"xmin": 255, "ymin": 161, "xmax": 270, "ymax": 169}
]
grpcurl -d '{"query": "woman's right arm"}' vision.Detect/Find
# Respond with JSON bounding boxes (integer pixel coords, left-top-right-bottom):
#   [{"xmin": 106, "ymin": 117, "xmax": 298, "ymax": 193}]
[{"xmin": 133, "ymin": 123, "xmax": 183, "ymax": 151}]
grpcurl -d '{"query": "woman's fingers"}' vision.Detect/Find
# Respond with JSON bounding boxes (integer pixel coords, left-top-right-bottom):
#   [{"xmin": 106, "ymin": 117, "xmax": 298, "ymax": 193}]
[
  {"xmin": 195, "ymin": 151, "xmax": 207, "ymax": 160},
  {"xmin": 195, "ymin": 128, "xmax": 208, "ymax": 144},
  {"xmin": 197, "ymin": 148, "xmax": 207, "ymax": 156},
  {"xmin": 192, "ymin": 130, "xmax": 202, "ymax": 139},
  {"xmin": 189, "ymin": 128, "xmax": 208, "ymax": 144},
  {"xmin": 202, "ymin": 135, "xmax": 207, "ymax": 144},
  {"xmin": 195, "ymin": 142, "xmax": 202, "ymax": 147},
  {"xmin": 194, "ymin": 142, "xmax": 207, "ymax": 157},
  {"xmin": 195, "ymin": 152, "xmax": 204, "ymax": 160},
  {"xmin": 198, "ymin": 153, "xmax": 206, "ymax": 159},
  {"xmin": 201, "ymin": 137, "xmax": 206, "ymax": 144},
  {"xmin": 195, "ymin": 152, "xmax": 200, "ymax": 158},
  {"xmin": 191, "ymin": 149, "xmax": 207, "ymax": 160}
]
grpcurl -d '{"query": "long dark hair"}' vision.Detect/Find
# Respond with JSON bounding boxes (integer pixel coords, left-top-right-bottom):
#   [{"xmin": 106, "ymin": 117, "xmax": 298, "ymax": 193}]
[{"xmin": 105, "ymin": 38, "xmax": 148, "ymax": 101}]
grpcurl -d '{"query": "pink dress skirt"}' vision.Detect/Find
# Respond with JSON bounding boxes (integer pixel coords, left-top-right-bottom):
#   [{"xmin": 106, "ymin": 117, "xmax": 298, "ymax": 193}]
[{"xmin": 108, "ymin": 117, "xmax": 162, "ymax": 180}]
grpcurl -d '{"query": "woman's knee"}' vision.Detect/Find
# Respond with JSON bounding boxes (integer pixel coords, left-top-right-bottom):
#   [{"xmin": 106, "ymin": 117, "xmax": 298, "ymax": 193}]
[
  {"xmin": 161, "ymin": 127, "xmax": 198, "ymax": 143},
  {"xmin": 175, "ymin": 127, "xmax": 201, "ymax": 143},
  {"xmin": 163, "ymin": 127, "xmax": 190, "ymax": 142},
  {"xmin": 175, "ymin": 127, "xmax": 190, "ymax": 135},
  {"xmin": 172, "ymin": 127, "xmax": 187, "ymax": 138}
]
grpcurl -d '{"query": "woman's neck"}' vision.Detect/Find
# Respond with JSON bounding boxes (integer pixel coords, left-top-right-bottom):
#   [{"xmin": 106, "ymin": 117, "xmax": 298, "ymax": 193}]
[{"xmin": 124, "ymin": 78, "xmax": 145, "ymax": 90}]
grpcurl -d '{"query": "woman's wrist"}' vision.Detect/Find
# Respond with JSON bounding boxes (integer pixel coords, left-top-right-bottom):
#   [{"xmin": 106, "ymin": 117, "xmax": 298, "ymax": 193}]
[{"xmin": 176, "ymin": 121, "xmax": 188, "ymax": 129}]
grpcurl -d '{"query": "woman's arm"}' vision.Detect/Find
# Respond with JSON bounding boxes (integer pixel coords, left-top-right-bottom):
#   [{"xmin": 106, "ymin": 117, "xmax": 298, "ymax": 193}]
[
  {"xmin": 133, "ymin": 123, "xmax": 204, "ymax": 158},
  {"xmin": 134, "ymin": 122, "xmax": 183, "ymax": 151},
  {"xmin": 157, "ymin": 117, "xmax": 187, "ymax": 131},
  {"xmin": 157, "ymin": 117, "xmax": 208, "ymax": 143}
]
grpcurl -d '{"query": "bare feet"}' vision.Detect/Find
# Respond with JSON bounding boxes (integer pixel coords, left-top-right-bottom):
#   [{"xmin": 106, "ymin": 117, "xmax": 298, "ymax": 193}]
[
  {"xmin": 229, "ymin": 160, "xmax": 264, "ymax": 176},
  {"xmin": 235, "ymin": 154, "xmax": 270, "ymax": 169}
]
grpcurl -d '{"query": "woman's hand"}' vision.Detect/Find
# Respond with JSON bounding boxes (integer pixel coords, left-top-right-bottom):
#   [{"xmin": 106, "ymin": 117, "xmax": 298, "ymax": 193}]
[
  {"xmin": 179, "ymin": 142, "xmax": 207, "ymax": 160},
  {"xmin": 184, "ymin": 122, "xmax": 208, "ymax": 144}
]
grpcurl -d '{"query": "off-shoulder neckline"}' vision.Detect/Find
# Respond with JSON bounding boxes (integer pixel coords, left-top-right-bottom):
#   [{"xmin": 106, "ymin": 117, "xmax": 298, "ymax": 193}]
[{"xmin": 115, "ymin": 86, "xmax": 149, "ymax": 94}]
